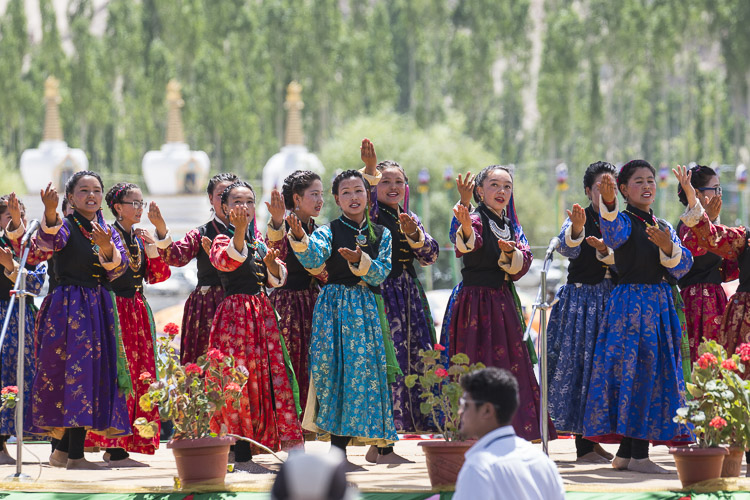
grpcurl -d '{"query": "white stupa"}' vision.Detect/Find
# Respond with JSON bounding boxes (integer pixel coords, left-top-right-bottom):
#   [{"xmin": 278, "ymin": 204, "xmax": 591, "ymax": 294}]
[
  {"xmin": 142, "ymin": 80, "xmax": 210, "ymax": 195},
  {"xmin": 20, "ymin": 77, "xmax": 88, "ymax": 192},
  {"xmin": 258, "ymin": 81, "xmax": 324, "ymax": 226}
]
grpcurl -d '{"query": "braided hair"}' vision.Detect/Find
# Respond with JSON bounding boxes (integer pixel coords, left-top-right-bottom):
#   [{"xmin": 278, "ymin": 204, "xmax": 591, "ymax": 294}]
[
  {"xmin": 65, "ymin": 170, "xmax": 104, "ymax": 197},
  {"xmin": 105, "ymin": 182, "xmax": 140, "ymax": 217},
  {"xmin": 677, "ymin": 164, "xmax": 718, "ymax": 206},
  {"xmin": 473, "ymin": 165, "xmax": 513, "ymax": 204},
  {"xmin": 583, "ymin": 161, "xmax": 617, "ymax": 191},
  {"xmin": 376, "ymin": 160, "xmax": 409, "ymax": 183},
  {"xmin": 332, "ymin": 169, "xmax": 376, "ymax": 244},
  {"xmin": 281, "ymin": 170, "xmax": 322, "ymax": 210},
  {"xmin": 207, "ymin": 172, "xmax": 239, "ymax": 197}
]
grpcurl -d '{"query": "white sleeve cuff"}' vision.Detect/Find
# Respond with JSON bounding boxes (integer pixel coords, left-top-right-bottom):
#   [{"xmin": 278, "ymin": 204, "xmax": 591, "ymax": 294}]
[
  {"xmin": 596, "ymin": 246, "xmax": 615, "ymax": 266},
  {"xmin": 660, "ymin": 243, "xmax": 682, "ymax": 268},
  {"xmin": 4, "ymin": 221, "xmax": 25, "ymax": 240},
  {"xmin": 455, "ymin": 225, "xmax": 476, "ymax": 253},
  {"xmin": 100, "ymin": 246, "xmax": 122, "ymax": 270},
  {"xmin": 453, "ymin": 201, "xmax": 474, "ymax": 212},
  {"xmin": 267, "ymin": 260, "xmax": 287, "ymax": 288},
  {"xmin": 41, "ymin": 215, "xmax": 63, "ymax": 235},
  {"xmin": 564, "ymin": 223, "xmax": 585, "ymax": 247},
  {"xmin": 287, "ymin": 231, "xmax": 309, "ymax": 253},
  {"xmin": 4, "ymin": 261, "xmax": 20, "ymax": 284},
  {"xmin": 349, "ymin": 251, "xmax": 372, "ymax": 276},
  {"xmin": 598, "ymin": 195, "xmax": 619, "ymax": 222},
  {"xmin": 226, "ymin": 241, "xmax": 249, "ymax": 263},
  {"xmin": 359, "ymin": 168, "xmax": 382, "ymax": 186},
  {"xmin": 154, "ymin": 230, "xmax": 173, "ymax": 249},
  {"xmin": 266, "ymin": 221, "xmax": 285, "ymax": 242},
  {"xmin": 498, "ymin": 248, "xmax": 524, "ymax": 275},
  {"xmin": 307, "ymin": 264, "xmax": 326, "ymax": 276},
  {"xmin": 145, "ymin": 243, "xmax": 159, "ymax": 259},
  {"xmin": 404, "ymin": 227, "xmax": 425, "ymax": 249},
  {"xmin": 680, "ymin": 201, "xmax": 705, "ymax": 228}
]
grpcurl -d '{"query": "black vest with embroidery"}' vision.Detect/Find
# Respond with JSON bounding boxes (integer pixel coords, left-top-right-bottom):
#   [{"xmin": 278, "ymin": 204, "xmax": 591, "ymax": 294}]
[
  {"xmin": 566, "ymin": 205, "xmax": 615, "ymax": 285},
  {"xmin": 325, "ymin": 217, "xmax": 385, "ymax": 294},
  {"xmin": 54, "ymin": 213, "xmax": 107, "ymax": 288},
  {"xmin": 217, "ymin": 227, "xmax": 268, "ymax": 297},
  {"xmin": 196, "ymin": 220, "xmax": 225, "ymax": 287},
  {"xmin": 281, "ymin": 219, "xmax": 320, "ymax": 291},
  {"xmin": 736, "ymin": 228, "xmax": 750, "ymax": 293},
  {"xmin": 0, "ymin": 236, "xmax": 35, "ymax": 300},
  {"xmin": 461, "ymin": 204, "xmax": 513, "ymax": 289},
  {"xmin": 376, "ymin": 204, "xmax": 417, "ymax": 280},
  {"xmin": 676, "ymin": 221, "xmax": 722, "ymax": 288},
  {"xmin": 109, "ymin": 227, "xmax": 147, "ymax": 298},
  {"xmin": 613, "ymin": 205, "xmax": 673, "ymax": 285}
]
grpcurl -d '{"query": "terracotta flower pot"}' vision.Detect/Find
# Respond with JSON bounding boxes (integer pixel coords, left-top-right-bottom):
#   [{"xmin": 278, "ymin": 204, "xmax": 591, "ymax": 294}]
[
  {"xmin": 167, "ymin": 436, "xmax": 235, "ymax": 486},
  {"xmin": 669, "ymin": 445, "xmax": 728, "ymax": 487},
  {"xmin": 721, "ymin": 446, "xmax": 744, "ymax": 478},
  {"xmin": 419, "ymin": 440, "xmax": 476, "ymax": 489}
]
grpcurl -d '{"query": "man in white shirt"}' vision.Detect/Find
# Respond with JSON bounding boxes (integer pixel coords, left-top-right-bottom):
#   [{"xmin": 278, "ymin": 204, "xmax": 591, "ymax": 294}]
[{"xmin": 453, "ymin": 367, "xmax": 565, "ymax": 500}]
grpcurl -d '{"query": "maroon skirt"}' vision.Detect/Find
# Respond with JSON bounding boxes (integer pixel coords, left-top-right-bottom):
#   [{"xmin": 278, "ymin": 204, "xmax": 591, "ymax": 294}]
[{"xmin": 180, "ymin": 285, "xmax": 224, "ymax": 364}]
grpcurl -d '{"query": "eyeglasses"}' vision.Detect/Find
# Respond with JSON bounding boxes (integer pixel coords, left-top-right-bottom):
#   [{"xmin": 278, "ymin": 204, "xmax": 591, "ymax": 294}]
[
  {"xmin": 697, "ymin": 186, "xmax": 722, "ymax": 196},
  {"xmin": 459, "ymin": 397, "xmax": 487, "ymax": 410},
  {"xmin": 122, "ymin": 201, "xmax": 147, "ymax": 209}
]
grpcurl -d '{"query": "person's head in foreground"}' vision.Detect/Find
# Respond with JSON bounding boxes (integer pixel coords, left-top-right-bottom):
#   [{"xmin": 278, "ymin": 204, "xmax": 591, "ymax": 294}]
[
  {"xmin": 459, "ymin": 366, "xmax": 519, "ymax": 439},
  {"xmin": 271, "ymin": 448, "xmax": 359, "ymax": 500}
]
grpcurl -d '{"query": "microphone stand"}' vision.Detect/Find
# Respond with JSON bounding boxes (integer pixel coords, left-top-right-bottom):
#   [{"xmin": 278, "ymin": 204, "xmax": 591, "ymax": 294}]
[{"xmin": 0, "ymin": 239, "xmax": 36, "ymax": 480}]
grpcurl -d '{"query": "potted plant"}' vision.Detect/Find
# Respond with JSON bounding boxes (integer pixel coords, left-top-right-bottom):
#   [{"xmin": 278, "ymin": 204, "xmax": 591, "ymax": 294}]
[
  {"xmin": 405, "ymin": 344, "xmax": 484, "ymax": 489},
  {"xmin": 670, "ymin": 340, "xmax": 749, "ymax": 486},
  {"xmin": 134, "ymin": 323, "xmax": 248, "ymax": 486}
]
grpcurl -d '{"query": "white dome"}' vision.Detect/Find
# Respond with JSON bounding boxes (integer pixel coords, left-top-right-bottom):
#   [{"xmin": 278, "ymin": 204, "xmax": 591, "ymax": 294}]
[
  {"xmin": 20, "ymin": 140, "xmax": 89, "ymax": 193},
  {"xmin": 142, "ymin": 142, "xmax": 210, "ymax": 195}
]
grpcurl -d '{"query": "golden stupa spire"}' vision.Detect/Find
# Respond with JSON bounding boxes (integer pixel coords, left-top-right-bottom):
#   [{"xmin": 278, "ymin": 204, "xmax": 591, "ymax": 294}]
[
  {"xmin": 166, "ymin": 79, "xmax": 185, "ymax": 143},
  {"xmin": 43, "ymin": 76, "xmax": 63, "ymax": 141},
  {"xmin": 284, "ymin": 81, "xmax": 304, "ymax": 146}
]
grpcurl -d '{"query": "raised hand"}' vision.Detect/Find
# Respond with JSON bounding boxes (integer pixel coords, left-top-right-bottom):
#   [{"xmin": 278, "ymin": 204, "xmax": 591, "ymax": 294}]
[
  {"xmin": 7, "ymin": 193, "xmax": 22, "ymax": 230},
  {"xmin": 453, "ymin": 203, "xmax": 473, "ymax": 242},
  {"xmin": 599, "ymin": 174, "xmax": 617, "ymax": 205},
  {"xmin": 586, "ymin": 236, "xmax": 607, "ymax": 253},
  {"xmin": 498, "ymin": 239, "xmax": 517, "ymax": 254},
  {"xmin": 360, "ymin": 138, "xmax": 378, "ymax": 175},
  {"xmin": 672, "ymin": 165, "xmax": 697, "ymax": 208},
  {"xmin": 338, "ymin": 245, "xmax": 363, "ymax": 264},
  {"xmin": 705, "ymin": 194, "xmax": 722, "ymax": 221},
  {"xmin": 91, "ymin": 222, "xmax": 115, "ymax": 261},
  {"xmin": 566, "ymin": 203, "xmax": 586, "ymax": 238},
  {"xmin": 229, "ymin": 207, "xmax": 250, "ymax": 234},
  {"xmin": 398, "ymin": 212, "xmax": 419, "ymax": 239},
  {"xmin": 646, "ymin": 225, "xmax": 673, "ymax": 255},
  {"xmin": 0, "ymin": 247, "xmax": 14, "ymax": 271},
  {"xmin": 266, "ymin": 189, "xmax": 286, "ymax": 227},
  {"xmin": 263, "ymin": 247, "xmax": 281, "ymax": 278},
  {"xmin": 201, "ymin": 236, "xmax": 212, "ymax": 256},
  {"xmin": 147, "ymin": 201, "xmax": 168, "ymax": 237},
  {"xmin": 456, "ymin": 172, "xmax": 475, "ymax": 207},
  {"xmin": 286, "ymin": 213, "xmax": 305, "ymax": 240},
  {"xmin": 135, "ymin": 228, "xmax": 155, "ymax": 245},
  {"xmin": 41, "ymin": 183, "xmax": 59, "ymax": 225}
]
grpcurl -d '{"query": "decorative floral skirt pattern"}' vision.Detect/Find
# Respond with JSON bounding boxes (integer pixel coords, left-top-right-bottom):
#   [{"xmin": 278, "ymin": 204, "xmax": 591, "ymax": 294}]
[
  {"xmin": 0, "ymin": 300, "xmax": 37, "ymax": 437},
  {"xmin": 180, "ymin": 285, "xmax": 224, "ymax": 364},
  {"xmin": 722, "ymin": 291, "xmax": 750, "ymax": 355},
  {"xmin": 680, "ymin": 283, "xmax": 728, "ymax": 361}
]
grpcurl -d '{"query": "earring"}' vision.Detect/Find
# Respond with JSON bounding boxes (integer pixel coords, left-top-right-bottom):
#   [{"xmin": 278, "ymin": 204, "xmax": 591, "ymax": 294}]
[
  {"xmin": 501, "ymin": 209, "xmax": 506, "ymax": 217},
  {"xmin": 117, "ymin": 215, "xmax": 123, "ymax": 221},
  {"xmin": 295, "ymin": 205, "xmax": 300, "ymax": 211}
]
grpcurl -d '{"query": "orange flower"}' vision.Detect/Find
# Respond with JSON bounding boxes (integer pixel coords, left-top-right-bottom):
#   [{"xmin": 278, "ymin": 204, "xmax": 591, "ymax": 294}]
[
  {"xmin": 709, "ymin": 416, "xmax": 727, "ymax": 430},
  {"xmin": 139, "ymin": 371, "xmax": 152, "ymax": 382},
  {"xmin": 435, "ymin": 368, "xmax": 449, "ymax": 378},
  {"xmin": 721, "ymin": 359, "xmax": 738, "ymax": 371},
  {"xmin": 1, "ymin": 386, "xmax": 18, "ymax": 395},
  {"xmin": 697, "ymin": 353, "xmax": 718, "ymax": 369},
  {"xmin": 434, "ymin": 343, "xmax": 446, "ymax": 352}
]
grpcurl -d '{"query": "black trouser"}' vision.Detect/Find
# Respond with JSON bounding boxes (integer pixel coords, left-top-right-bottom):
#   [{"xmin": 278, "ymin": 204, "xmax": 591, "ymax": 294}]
[
  {"xmin": 330, "ymin": 435, "xmax": 392, "ymax": 456},
  {"xmin": 616, "ymin": 437, "xmax": 649, "ymax": 460},
  {"xmin": 105, "ymin": 448, "xmax": 129, "ymax": 461},
  {"xmin": 575, "ymin": 435, "xmax": 595, "ymax": 457},
  {"xmin": 54, "ymin": 427, "xmax": 86, "ymax": 460},
  {"xmin": 235, "ymin": 440, "xmax": 253, "ymax": 462}
]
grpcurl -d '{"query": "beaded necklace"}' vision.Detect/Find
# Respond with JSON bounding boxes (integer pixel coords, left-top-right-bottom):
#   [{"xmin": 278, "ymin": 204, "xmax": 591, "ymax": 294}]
[
  {"xmin": 225, "ymin": 225, "xmax": 259, "ymax": 252},
  {"xmin": 71, "ymin": 214, "xmax": 101, "ymax": 254},
  {"xmin": 0, "ymin": 234, "xmax": 16, "ymax": 258},
  {"xmin": 624, "ymin": 209, "xmax": 656, "ymax": 228},
  {"xmin": 338, "ymin": 216, "xmax": 369, "ymax": 247},
  {"xmin": 380, "ymin": 205, "xmax": 403, "ymax": 233},
  {"xmin": 114, "ymin": 222, "xmax": 143, "ymax": 273}
]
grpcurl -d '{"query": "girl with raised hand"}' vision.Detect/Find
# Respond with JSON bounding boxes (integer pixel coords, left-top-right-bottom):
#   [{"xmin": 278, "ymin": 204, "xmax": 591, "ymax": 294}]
[
  {"xmin": 583, "ymin": 160, "xmax": 693, "ymax": 474},
  {"xmin": 150, "ymin": 173, "xmax": 238, "ymax": 364},
  {"xmin": 0, "ymin": 194, "xmax": 47, "ymax": 464},
  {"xmin": 359, "ymin": 139, "xmax": 440, "ymax": 436},
  {"xmin": 450, "ymin": 165, "xmax": 553, "ymax": 442},
  {"xmin": 208, "ymin": 181, "xmax": 301, "ymax": 473},
  {"xmin": 33, "ymin": 172, "xmax": 131, "ymax": 470},
  {"xmin": 547, "ymin": 161, "xmax": 618, "ymax": 464},
  {"xmin": 85, "ymin": 183, "xmax": 171, "ymax": 466},
  {"xmin": 674, "ymin": 165, "xmax": 737, "ymax": 359},
  {"xmin": 288, "ymin": 169, "xmax": 398, "ymax": 468},
  {"xmin": 265, "ymin": 170, "xmax": 327, "ymax": 412}
]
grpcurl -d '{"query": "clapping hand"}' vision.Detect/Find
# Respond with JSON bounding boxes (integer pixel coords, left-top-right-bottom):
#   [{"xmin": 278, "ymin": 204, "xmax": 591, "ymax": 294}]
[
  {"xmin": 266, "ymin": 189, "xmax": 286, "ymax": 228},
  {"xmin": 600, "ymin": 174, "xmax": 617, "ymax": 205},
  {"xmin": 586, "ymin": 236, "xmax": 607, "ymax": 253},
  {"xmin": 263, "ymin": 247, "xmax": 282, "ymax": 278},
  {"xmin": 286, "ymin": 213, "xmax": 306, "ymax": 240},
  {"xmin": 456, "ymin": 172, "xmax": 475, "ymax": 207},
  {"xmin": 566, "ymin": 203, "xmax": 586, "ymax": 238},
  {"xmin": 646, "ymin": 225, "xmax": 673, "ymax": 255},
  {"xmin": 338, "ymin": 246, "xmax": 363, "ymax": 264},
  {"xmin": 360, "ymin": 138, "xmax": 378, "ymax": 174},
  {"xmin": 147, "ymin": 202, "xmax": 168, "ymax": 238},
  {"xmin": 398, "ymin": 212, "xmax": 419, "ymax": 239}
]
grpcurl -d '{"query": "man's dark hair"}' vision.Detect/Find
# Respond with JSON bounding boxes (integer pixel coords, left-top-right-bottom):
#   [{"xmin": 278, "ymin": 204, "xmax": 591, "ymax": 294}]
[{"xmin": 460, "ymin": 367, "xmax": 519, "ymax": 426}]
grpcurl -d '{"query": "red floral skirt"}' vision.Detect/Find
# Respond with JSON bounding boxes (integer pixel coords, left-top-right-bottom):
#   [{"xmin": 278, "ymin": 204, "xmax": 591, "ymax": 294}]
[
  {"xmin": 180, "ymin": 285, "xmax": 224, "ymax": 364},
  {"xmin": 208, "ymin": 293, "xmax": 302, "ymax": 451},
  {"xmin": 680, "ymin": 283, "xmax": 728, "ymax": 361},
  {"xmin": 723, "ymin": 291, "xmax": 750, "ymax": 355}
]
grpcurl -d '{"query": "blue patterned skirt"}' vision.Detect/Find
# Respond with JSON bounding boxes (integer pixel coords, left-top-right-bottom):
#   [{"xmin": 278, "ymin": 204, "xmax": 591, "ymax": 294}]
[
  {"xmin": 582, "ymin": 283, "xmax": 692, "ymax": 445},
  {"xmin": 302, "ymin": 284, "xmax": 398, "ymax": 446},
  {"xmin": 0, "ymin": 299, "xmax": 37, "ymax": 437},
  {"xmin": 547, "ymin": 279, "xmax": 614, "ymax": 434}
]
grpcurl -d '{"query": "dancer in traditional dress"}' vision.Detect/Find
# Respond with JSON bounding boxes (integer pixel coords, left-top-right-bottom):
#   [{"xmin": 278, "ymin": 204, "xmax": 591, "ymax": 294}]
[
  {"xmin": 583, "ymin": 161, "xmax": 693, "ymax": 473},
  {"xmin": 359, "ymin": 139, "xmax": 439, "ymax": 435},
  {"xmin": 208, "ymin": 181, "xmax": 302, "ymax": 473},
  {"xmin": 547, "ymin": 161, "xmax": 618, "ymax": 464},
  {"xmin": 86, "ymin": 183, "xmax": 171, "ymax": 466},
  {"xmin": 450, "ymin": 165, "xmax": 553, "ymax": 442},
  {"xmin": 32, "ymin": 172, "xmax": 131, "ymax": 470},
  {"xmin": 150, "ymin": 173, "xmax": 239, "ymax": 364},
  {"xmin": 0, "ymin": 194, "xmax": 47, "ymax": 464},
  {"xmin": 675, "ymin": 165, "xmax": 736, "ymax": 359},
  {"xmin": 266, "ymin": 170, "xmax": 327, "ymax": 412},
  {"xmin": 289, "ymin": 169, "xmax": 398, "ymax": 467}
]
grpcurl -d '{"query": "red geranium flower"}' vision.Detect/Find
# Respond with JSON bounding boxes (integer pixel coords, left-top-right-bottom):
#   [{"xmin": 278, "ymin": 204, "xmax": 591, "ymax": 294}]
[
  {"xmin": 697, "ymin": 353, "xmax": 718, "ymax": 369},
  {"xmin": 435, "ymin": 368, "xmax": 449, "ymax": 378},
  {"xmin": 139, "ymin": 371, "xmax": 152, "ymax": 382},
  {"xmin": 1, "ymin": 386, "xmax": 18, "ymax": 395},
  {"xmin": 164, "ymin": 322, "xmax": 179, "ymax": 337},
  {"xmin": 225, "ymin": 383, "xmax": 241, "ymax": 392},
  {"xmin": 207, "ymin": 348, "xmax": 226, "ymax": 362},
  {"xmin": 737, "ymin": 343, "xmax": 750, "ymax": 362},
  {"xmin": 709, "ymin": 416, "xmax": 727, "ymax": 430},
  {"xmin": 722, "ymin": 359, "xmax": 738, "ymax": 371},
  {"xmin": 434, "ymin": 343, "xmax": 446, "ymax": 352},
  {"xmin": 184, "ymin": 363, "xmax": 203, "ymax": 376}
]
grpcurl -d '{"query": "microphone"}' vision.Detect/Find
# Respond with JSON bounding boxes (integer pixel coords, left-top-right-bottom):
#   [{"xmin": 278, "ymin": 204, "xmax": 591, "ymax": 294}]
[
  {"xmin": 544, "ymin": 236, "xmax": 560, "ymax": 261},
  {"xmin": 20, "ymin": 219, "xmax": 41, "ymax": 247}
]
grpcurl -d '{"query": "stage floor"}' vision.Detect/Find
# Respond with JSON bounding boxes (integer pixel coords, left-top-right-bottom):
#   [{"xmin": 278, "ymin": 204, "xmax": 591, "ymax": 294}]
[{"xmin": 0, "ymin": 437, "xmax": 749, "ymax": 497}]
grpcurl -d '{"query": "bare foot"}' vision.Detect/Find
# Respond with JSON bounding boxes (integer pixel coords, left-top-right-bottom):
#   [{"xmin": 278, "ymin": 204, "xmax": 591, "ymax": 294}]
[
  {"xmin": 594, "ymin": 443, "xmax": 614, "ymax": 460},
  {"xmin": 67, "ymin": 457, "xmax": 105, "ymax": 470},
  {"xmin": 105, "ymin": 457, "xmax": 149, "ymax": 468},
  {"xmin": 0, "ymin": 449, "xmax": 15, "ymax": 465},
  {"xmin": 376, "ymin": 452, "xmax": 414, "ymax": 465},
  {"xmin": 611, "ymin": 456, "xmax": 630, "ymax": 470},
  {"xmin": 49, "ymin": 449, "xmax": 68, "ymax": 468},
  {"xmin": 628, "ymin": 458, "xmax": 670, "ymax": 474},
  {"xmin": 233, "ymin": 460, "xmax": 275, "ymax": 474},
  {"xmin": 364, "ymin": 445, "xmax": 378, "ymax": 464},
  {"xmin": 343, "ymin": 459, "xmax": 366, "ymax": 473},
  {"xmin": 576, "ymin": 451, "xmax": 610, "ymax": 464}
]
